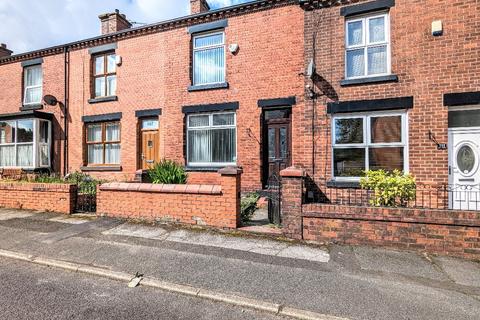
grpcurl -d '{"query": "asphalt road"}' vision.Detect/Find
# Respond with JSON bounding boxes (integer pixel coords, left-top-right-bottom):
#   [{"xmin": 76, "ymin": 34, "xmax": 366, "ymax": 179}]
[{"xmin": 0, "ymin": 257, "xmax": 285, "ymax": 320}]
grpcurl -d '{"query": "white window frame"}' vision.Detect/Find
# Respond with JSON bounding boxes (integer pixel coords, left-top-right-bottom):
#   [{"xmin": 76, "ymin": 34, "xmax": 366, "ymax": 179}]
[
  {"xmin": 186, "ymin": 112, "xmax": 237, "ymax": 167},
  {"xmin": 332, "ymin": 111, "xmax": 409, "ymax": 181},
  {"xmin": 192, "ymin": 31, "xmax": 226, "ymax": 86},
  {"xmin": 0, "ymin": 118, "xmax": 51, "ymax": 169},
  {"xmin": 345, "ymin": 12, "xmax": 391, "ymax": 80},
  {"xmin": 23, "ymin": 65, "xmax": 43, "ymax": 106}
]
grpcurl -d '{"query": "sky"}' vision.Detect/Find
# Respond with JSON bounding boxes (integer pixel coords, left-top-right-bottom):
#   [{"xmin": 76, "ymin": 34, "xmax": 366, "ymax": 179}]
[{"xmin": 0, "ymin": 0, "xmax": 250, "ymax": 54}]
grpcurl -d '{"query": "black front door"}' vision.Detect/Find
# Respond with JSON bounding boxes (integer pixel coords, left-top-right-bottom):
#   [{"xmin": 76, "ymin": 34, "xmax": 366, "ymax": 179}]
[{"xmin": 262, "ymin": 108, "xmax": 291, "ymax": 187}]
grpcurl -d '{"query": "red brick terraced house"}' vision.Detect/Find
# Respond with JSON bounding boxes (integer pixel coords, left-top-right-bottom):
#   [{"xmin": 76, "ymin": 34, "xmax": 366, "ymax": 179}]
[
  {"xmin": 297, "ymin": 0, "xmax": 480, "ymax": 210},
  {"xmin": 0, "ymin": 0, "xmax": 304, "ymax": 192}
]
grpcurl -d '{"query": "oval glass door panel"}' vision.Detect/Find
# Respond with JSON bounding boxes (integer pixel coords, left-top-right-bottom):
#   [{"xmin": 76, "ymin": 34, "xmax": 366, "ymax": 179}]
[{"xmin": 456, "ymin": 144, "xmax": 476, "ymax": 175}]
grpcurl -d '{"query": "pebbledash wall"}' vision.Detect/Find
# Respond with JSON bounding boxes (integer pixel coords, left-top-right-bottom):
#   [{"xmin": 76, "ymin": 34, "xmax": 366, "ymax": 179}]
[
  {"xmin": 97, "ymin": 167, "xmax": 242, "ymax": 229},
  {"xmin": 0, "ymin": 182, "xmax": 76, "ymax": 214},
  {"xmin": 281, "ymin": 168, "xmax": 480, "ymax": 260},
  {"xmin": 297, "ymin": 0, "xmax": 480, "ymax": 196}
]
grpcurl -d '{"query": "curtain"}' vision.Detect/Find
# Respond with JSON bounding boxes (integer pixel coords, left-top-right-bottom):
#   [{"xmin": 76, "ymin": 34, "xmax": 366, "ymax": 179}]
[
  {"xmin": 188, "ymin": 128, "xmax": 235, "ymax": 164},
  {"xmin": 368, "ymin": 46, "xmax": 387, "ymax": 75},
  {"xmin": 369, "ymin": 17, "xmax": 385, "ymax": 43},
  {"xmin": 105, "ymin": 144, "xmax": 120, "ymax": 164},
  {"xmin": 24, "ymin": 65, "xmax": 42, "ymax": 104},
  {"xmin": 194, "ymin": 33, "xmax": 225, "ymax": 85},
  {"xmin": 107, "ymin": 75, "xmax": 116, "ymax": 96},
  {"xmin": 0, "ymin": 146, "xmax": 15, "ymax": 167},
  {"xmin": 106, "ymin": 123, "xmax": 120, "ymax": 141},
  {"xmin": 347, "ymin": 21, "xmax": 363, "ymax": 46},
  {"xmin": 346, "ymin": 49, "xmax": 365, "ymax": 78},
  {"xmin": 17, "ymin": 144, "xmax": 33, "ymax": 167},
  {"xmin": 87, "ymin": 125, "xmax": 102, "ymax": 142},
  {"xmin": 88, "ymin": 144, "xmax": 103, "ymax": 164}
]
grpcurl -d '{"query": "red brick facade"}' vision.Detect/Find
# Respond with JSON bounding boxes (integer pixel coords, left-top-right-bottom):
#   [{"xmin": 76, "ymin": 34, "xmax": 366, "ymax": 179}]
[{"xmin": 0, "ymin": 182, "xmax": 76, "ymax": 214}]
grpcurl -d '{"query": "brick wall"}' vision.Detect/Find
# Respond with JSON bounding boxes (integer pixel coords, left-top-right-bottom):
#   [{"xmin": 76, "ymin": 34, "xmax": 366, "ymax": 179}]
[
  {"xmin": 281, "ymin": 167, "xmax": 480, "ymax": 260},
  {"xmin": 0, "ymin": 182, "xmax": 76, "ymax": 214},
  {"xmin": 97, "ymin": 167, "xmax": 242, "ymax": 229}
]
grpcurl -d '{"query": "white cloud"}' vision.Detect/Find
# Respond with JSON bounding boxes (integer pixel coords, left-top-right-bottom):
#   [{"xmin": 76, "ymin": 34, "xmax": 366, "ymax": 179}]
[{"xmin": 0, "ymin": 0, "xmax": 251, "ymax": 54}]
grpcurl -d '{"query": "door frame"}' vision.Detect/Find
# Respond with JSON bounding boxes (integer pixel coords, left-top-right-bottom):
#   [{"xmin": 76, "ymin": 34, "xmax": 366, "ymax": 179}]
[{"xmin": 261, "ymin": 107, "xmax": 292, "ymax": 188}]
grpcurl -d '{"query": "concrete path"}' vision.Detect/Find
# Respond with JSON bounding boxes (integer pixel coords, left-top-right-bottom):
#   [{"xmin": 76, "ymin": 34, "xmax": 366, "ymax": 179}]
[{"xmin": 0, "ymin": 208, "xmax": 479, "ymax": 320}]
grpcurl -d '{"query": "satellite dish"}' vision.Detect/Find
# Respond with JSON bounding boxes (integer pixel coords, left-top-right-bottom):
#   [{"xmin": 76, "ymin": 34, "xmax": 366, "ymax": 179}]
[
  {"xmin": 43, "ymin": 95, "xmax": 58, "ymax": 106},
  {"xmin": 307, "ymin": 59, "xmax": 316, "ymax": 79}
]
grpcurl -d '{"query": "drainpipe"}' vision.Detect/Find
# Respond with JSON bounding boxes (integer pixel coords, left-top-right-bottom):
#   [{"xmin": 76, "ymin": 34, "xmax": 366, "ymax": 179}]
[{"xmin": 63, "ymin": 46, "xmax": 70, "ymax": 175}]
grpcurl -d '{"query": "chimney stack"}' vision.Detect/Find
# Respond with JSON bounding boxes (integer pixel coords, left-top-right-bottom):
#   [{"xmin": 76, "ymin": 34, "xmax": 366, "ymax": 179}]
[
  {"xmin": 0, "ymin": 44, "xmax": 12, "ymax": 58},
  {"xmin": 190, "ymin": 0, "xmax": 210, "ymax": 15},
  {"xmin": 98, "ymin": 9, "xmax": 132, "ymax": 35}
]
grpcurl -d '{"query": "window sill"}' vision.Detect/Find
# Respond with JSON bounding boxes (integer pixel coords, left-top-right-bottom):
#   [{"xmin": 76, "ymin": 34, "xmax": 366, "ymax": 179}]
[
  {"xmin": 188, "ymin": 82, "xmax": 229, "ymax": 92},
  {"xmin": 326, "ymin": 180, "xmax": 361, "ymax": 189},
  {"xmin": 88, "ymin": 96, "xmax": 118, "ymax": 104},
  {"xmin": 80, "ymin": 166, "xmax": 122, "ymax": 172},
  {"xmin": 185, "ymin": 166, "xmax": 224, "ymax": 172},
  {"xmin": 340, "ymin": 74, "xmax": 398, "ymax": 87},
  {"xmin": 20, "ymin": 104, "xmax": 43, "ymax": 111}
]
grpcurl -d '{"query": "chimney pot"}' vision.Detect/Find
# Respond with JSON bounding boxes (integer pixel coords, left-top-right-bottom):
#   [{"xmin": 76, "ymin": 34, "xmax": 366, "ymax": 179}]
[
  {"xmin": 190, "ymin": 0, "xmax": 210, "ymax": 15},
  {"xmin": 99, "ymin": 9, "xmax": 132, "ymax": 35}
]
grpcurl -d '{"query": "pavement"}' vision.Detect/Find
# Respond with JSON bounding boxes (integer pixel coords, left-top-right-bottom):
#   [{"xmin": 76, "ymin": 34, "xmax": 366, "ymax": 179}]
[{"xmin": 0, "ymin": 208, "xmax": 479, "ymax": 320}]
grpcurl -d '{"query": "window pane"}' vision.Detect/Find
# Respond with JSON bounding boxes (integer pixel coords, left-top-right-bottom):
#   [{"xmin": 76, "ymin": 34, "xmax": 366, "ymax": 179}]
[
  {"xmin": 280, "ymin": 127, "xmax": 288, "ymax": 159},
  {"xmin": 268, "ymin": 128, "xmax": 275, "ymax": 159},
  {"xmin": 95, "ymin": 56, "xmax": 104, "ymax": 75},
  {"xmin": 25, "ymin": 87, "xmax": 42, "ymax": 104},
  {"xmin": 334, "ymin": 148, "xmax": 366, "ymax": 177},
  {"xmin": 25, "ymin": 65, "xmax": 42, "ymax": 86},
  {"xmin": 17, "ymin": 120, "xmax": 33, "ymax": 143},
  {"xmin": 40, "ymin": 145, "xmax": 49, "ymax": 166},
  {"xmin": 367, "ymin": 45, "xmax": 387, "ymax": 75},
  {"xmin": 194, "ymin": 33, "xmax": 224, "ymax": 48},
  {"xmin": 369, "ymin": 17, "xmax": 386, "ymax": 43},
  {"xmin": 194, "ymin": 47, "xmax": 225, "ymax": 85},
  {"xmin": 264, "ymin": 109, "xmax": 290, "ymax": 121},
  {"xmin": 107, "ymin": 75, "xmax": 116, "ymax": 96},
  {"xmin": 188, "ymin": 129, "xmax": 211, "ymax": 163},
  {"xmin": 189, "ymin": 115, "xmax": 210, "ymax": 127},
  {"xmin": 371, "ymin": 116, "xmax": 402, "ymax": 143},
  {"xmin": 95, "ymin": 77, "xmax": 105, "ymax": 97},
  {"xmin": 105, "ymin": 143, "xmax": 120, "ymax": 164},
  {"xmin": 17, "ymin": 144, "xmax": 33, "ymax": 167},
  {"xmin": 0, "ymin": 121, "xmax": 15, "ymax": 144},
  {"xmin": 335, "ymin": 118, "xmax": 364, "ymax": 144},
  {"xmin": 40, "ymin": 121, "xmax": 49, "ymax": 143},
  {"xmin": 87, "ymin": 124, "xmax": 102, "ymax": 142},
  {"xmin": 141, "ymin": 119, "xmax": 159, "ymax": 130},
  {"xmin": 213, "ymin": 113, "xmax": 234, "ymax": 126},
  {"xmin": 107, "ymin": 54, "xmax": 116, "ymax": 73},
  {"xmin": 211, "ymin": 128, "xmax": 236, "ymax": 163},
  {"xmin": 347, "ymin": 21, "xmax": 363, "ymax": 46},
  {"xmin": 88, "ymin": 144, "xmax": 104, "ymax": 164},
  {"xmin": 346, "ymin": 49, "xmax": 365, "ymax": 78},
  {"xmin": 105, "ymin": 123, "xmax": 120, "ymax": 142},
  {"xmin": 369, "ymin": 147, "xmax": 404, "ymax": 172},
  {"xmin": 0, "ymin": 145, "xmax": 15, "ymax": 166}
]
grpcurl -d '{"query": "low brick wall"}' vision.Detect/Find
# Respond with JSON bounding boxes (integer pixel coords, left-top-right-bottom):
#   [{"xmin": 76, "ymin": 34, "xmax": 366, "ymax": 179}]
[
  {"xmin": 281, "ymin": 167, "xmax": 480, "ymax": 260},
  {"xmin": 0, "ymin": 182, "xmax": 77, "ymax": 214},
  {"xmin": 97, "ymin": 167, "xmax": 242, "ymax": 229}
]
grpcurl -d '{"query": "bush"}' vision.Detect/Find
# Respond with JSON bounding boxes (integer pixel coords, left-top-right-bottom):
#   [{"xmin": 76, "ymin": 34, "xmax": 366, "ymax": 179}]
[
  {"xmin": 147, "ymin": 159, "xmax": 187, "ymax": 184},
  {"xmin": 241, "ymin": 192, "xmax": 260, "ymax": 223},
  {"xmin": 360, "ymin": 170, "xmax": 416, "ymax": 207}
]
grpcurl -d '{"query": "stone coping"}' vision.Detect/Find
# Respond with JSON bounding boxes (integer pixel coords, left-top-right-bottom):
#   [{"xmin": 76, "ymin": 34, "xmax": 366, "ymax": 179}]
[
  {"xmin": 99, "ymin": 182, "xmax": 222, "ymax": 195},
  {"xmin": 0, "ymin": 181, "xmax": 75, "ymax": 191}
]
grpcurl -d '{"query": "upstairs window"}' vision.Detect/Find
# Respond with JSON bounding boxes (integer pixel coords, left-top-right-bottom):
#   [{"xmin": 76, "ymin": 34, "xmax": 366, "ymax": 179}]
[
  {"xmin": 345, "ymin": 13, "xmax": 390, "ymax": 79},
  {"xmin": 193, "ymin": 32, "xmax": 225, "ymax": 86},
  {"xmin": 93, "ymin": 52, "xmax": 117, "ymax": 98},
  {"xmin": 23, "ymin": 65, "xmax": 43, "ymax": 105},
  {"xmin": 85, "ymin": 122, "xmax": 121, "ymax": 165}
]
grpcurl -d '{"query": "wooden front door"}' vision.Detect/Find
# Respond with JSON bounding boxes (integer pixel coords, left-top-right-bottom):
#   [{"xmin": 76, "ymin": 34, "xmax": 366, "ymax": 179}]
[
  {"xmin": 262, "ymin": 108, "xmax": 291, "ymax": 187},
  {"xmin": 140, "ymin": 118, "xmax": 160, "ymax": 170}
]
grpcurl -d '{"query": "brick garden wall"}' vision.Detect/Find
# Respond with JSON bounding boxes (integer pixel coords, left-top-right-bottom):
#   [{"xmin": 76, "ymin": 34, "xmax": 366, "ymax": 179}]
[
  {"xmin": 0, "ymin": 182, "xmax": 76, "ymax": 214},
  {"xmin": 97, "ymin": 167, "xmax": 242, "ymax": 229}
]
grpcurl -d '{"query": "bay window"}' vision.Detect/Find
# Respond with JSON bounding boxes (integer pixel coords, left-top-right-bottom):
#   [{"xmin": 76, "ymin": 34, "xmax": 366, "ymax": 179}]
[
  {"xmin": 332, "ymin": 112, "xmax": 408, "ymax": 179},
  {"xmin": 85, "ymin": 122, "xmax": 121, "ymax": 165},
  {"xmin": 0, "ymin": 119, "xmax": 51, "ymax": 169},
  {"xmin": 23, "ymin": 65, "xmax": 43, "ymax": 105},
  {"xmin": 193, "ymin": 32, "xmax": 225, "ymax": 86},
  {"xmin": 187, "ymin": 112, "xmax": 236, "ymax": 167},
  {"xmin": 345, "ymin": 13, "xmax": 390, "ymax": 79}
]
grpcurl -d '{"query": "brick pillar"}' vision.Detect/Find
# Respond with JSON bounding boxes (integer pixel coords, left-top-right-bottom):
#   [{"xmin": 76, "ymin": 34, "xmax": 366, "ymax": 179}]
[
  {"xmin": 0, "ymin": 44, "xmax": 12, "ymax": 58},
  {"xmin": 98, "ymin": 9, "xmax": 132, "ymax": 35},
  {"xmin": 190, "ymin": 0, "xmax": 210, "ymax": 15},
  {"xmin": 218, "ymin": 166, "xmax": 243, "ymax": 228},
  {"xmin": 280, "ymin": 167, "xmax": 305, "ymax": 240}
]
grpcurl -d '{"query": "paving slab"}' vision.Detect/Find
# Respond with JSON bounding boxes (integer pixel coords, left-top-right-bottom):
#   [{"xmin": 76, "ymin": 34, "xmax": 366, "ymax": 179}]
[
  {"xmin": 353, "ymin": 247, "xmax": 448, "ymax": 281},
  {"xmin": 434, "ymin": 256, "xmax": 480, "ymax": 287},
  {"xmin": 49, "ymin": 216, "xmax": 89, "ymax": 225},
  {"xmin": 102, "ymin": 223, "xmax": 169, "ymax": 240},
  {"xmin": 0, "ymin": 211, "xmax": 33, "ymax": 221},
  {"xmin": 277, "ymin": 245, "xmax": 331, "ymax": 263}
]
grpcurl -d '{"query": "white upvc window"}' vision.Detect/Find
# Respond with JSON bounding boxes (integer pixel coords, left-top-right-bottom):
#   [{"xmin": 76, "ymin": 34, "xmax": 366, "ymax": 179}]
[
  {"xmin": 345, "ymin": 12, "xmax": 390, "ymax": 79},
  {"xmin": 332, "ymin": 111, "xmax": 408, "ymax": 180},
  {"xmin": 23, "ymin": 65, "xmax": 43, "ymax": 105},
  {"xmin": 0, "ymin": 119, "xmax": 51, "ymax": 169},
  {"xmin": 192, "ymin": 31, "xmax": 226, "ymax": 86},
  {"xmin": 187, "ymin": 112, "xmax": 236, "ymax": 167}
]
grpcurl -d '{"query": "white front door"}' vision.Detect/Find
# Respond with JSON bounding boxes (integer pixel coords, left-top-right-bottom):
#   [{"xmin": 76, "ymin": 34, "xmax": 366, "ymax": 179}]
[{"xmin": 448, "ymin": 128, "xmax": 480, "ymax": 210}]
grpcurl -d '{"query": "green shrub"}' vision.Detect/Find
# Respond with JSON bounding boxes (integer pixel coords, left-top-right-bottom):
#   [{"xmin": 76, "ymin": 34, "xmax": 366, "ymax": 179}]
[
  {"xmin": 147, "ymin": 159, "xmax": 187, "ymax": 184},
  {"xmin": 30, "ymin": 174, "xmax": 65, "ymax": 184},
  {"xmin": 241, "ymin": 192, "xmax": 260, "ymax": 223},
  {"xmin": 360, "ymin": 170, "xmax": 416, "ymax": 207}
]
